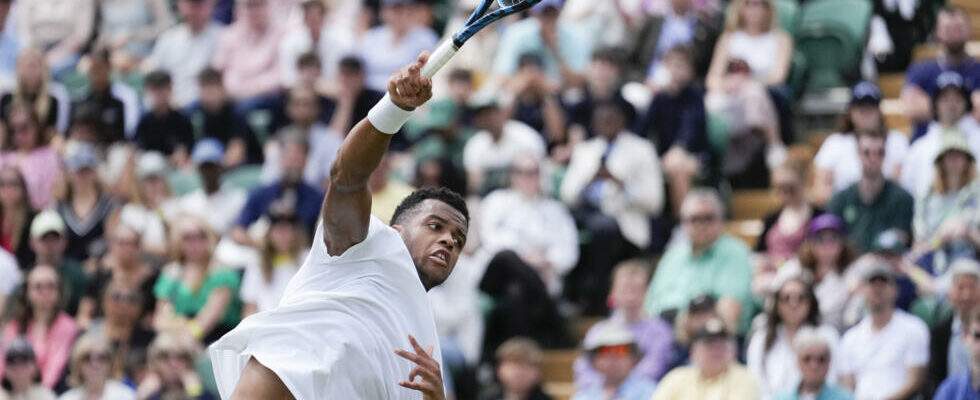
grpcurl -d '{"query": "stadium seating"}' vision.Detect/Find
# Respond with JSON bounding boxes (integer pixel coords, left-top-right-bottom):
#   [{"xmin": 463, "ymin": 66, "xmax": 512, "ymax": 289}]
[{"xmin": 795, "ymin": 0, "xmax": 872, "ymax": 91}]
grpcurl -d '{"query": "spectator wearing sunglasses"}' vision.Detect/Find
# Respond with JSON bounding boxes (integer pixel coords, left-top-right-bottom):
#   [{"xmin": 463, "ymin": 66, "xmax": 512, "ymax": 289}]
[
  {"xmin": 934, "ymin": 306, "xmax": 980, "ymax": 399},
  {"xmin": 774, "ymin": 327, "xmax": 852, "ymax": 400},
  {"xmin": 570, "ymin": 324, "xmax": 656, "ymax": 400},
  {"xmin": 924, "ymin": 259, "xmax": 980, "ymax": 398},
  {"xmin": 59, "ymin": 333, "xmax": 136, "ymax": 400},
  {"xmin": 828, "ymin": 131, "xmax": 914, "ymax": 252},
  {"xmin": 84, "ymin": 279, "xmax": 156, "ymax": 380},
  {"xmin": 0, "ymin": 337, "xmax": 55, "ymax": 400},
  {"xmin": 136, "ymin": 330, "xmax": 211, "ymax": 400}
]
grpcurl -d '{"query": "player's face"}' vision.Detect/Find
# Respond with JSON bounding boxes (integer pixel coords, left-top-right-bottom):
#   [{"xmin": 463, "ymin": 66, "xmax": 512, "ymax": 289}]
[{"xmin": 395, "ymin": 200, "xmax": 468, "ymax": 291}]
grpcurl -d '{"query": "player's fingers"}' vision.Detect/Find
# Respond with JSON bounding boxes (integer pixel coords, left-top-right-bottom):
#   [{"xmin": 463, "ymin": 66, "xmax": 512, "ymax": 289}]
[
  {"xmin": 388, "ymin": 79, "xmax": 398, "ymax": 98},
  {"xmin": 408, "ymin": 366, "xmax": 423, "ymax": 383},
  {"xmin": 416, "ymin": 51, "xmax": 430, "ymax": 67},
  {"xmin": 394, "ymin": 349, "xmax": 425, "ymax": 365},
  {"xmin": 395, "ymin": 79, "xmax": 411, "ymax": 99},
  {"xmin": 398, "ymin": 380, "xmax": 425, "ymax": 391},
  {"xmin": 408, "ymin": 335, "xmax": 428, "ymax": 357},
  {"xmin": 425, "ymin": 345, "xmax": 434, "ymax": 356}
]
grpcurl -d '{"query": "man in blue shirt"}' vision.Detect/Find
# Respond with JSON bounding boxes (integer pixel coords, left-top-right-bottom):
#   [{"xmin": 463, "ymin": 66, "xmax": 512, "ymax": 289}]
[
  {"xmin": 902, "ymin": 7, "xmax": 980, "ymax": 141},
  {"xmin": 935, "ymin": 307, "xmax": 980, "ymax": 399}
]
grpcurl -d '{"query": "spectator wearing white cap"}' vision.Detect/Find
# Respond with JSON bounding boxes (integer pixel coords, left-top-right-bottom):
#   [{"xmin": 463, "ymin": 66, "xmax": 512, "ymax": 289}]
[
  {"xmin": 56, "ymin": 145, "xmax": 120, "ymax": 262},
  {"xmin": 839, "ymin": 261, "xmax": 930, "ymax": 400},
  {"xmin": 923, "ymin": 258, "xmax": 980, "ymax": 397},
  {"xmin": 773, "ymin": 327, "xmax": 852, "ymax": 400},
  {"xmin": 28, "ymin": 210, "xmax": 88, "ymax": 316},
  {"xmin": 652, "ymin": 317, "xmax": 759, "ymax": 400},
  {"xmin": 356, "ymin": 0, "xmax": 437, "ymax": 91},
  {"xmin": 493, "ymin": 0, "xmax": 590, "ymax": 87},
  {"xmin": 164, "ymin": 139, "xmax": 246, "ymax": 234},
  {"xmin": 571, "ymin": 323, "xmax": 657, "ymax": 400}
]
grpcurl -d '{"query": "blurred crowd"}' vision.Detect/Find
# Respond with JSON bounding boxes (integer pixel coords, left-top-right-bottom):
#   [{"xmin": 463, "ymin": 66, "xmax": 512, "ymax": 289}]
[{"xmin": 0, "ymin": 0, "xmax": 973, "ymax": 399}]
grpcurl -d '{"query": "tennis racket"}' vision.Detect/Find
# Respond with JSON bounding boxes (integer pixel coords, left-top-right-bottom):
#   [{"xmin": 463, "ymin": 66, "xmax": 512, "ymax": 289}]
[{"xmin": 420, "ymin": 0, "xmax": 542, "ymax": 79}]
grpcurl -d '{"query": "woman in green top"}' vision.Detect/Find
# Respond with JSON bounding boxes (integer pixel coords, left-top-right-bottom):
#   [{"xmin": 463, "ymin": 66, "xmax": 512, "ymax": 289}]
[{"xmin": 153, "ymin": 216, "xmax": 241, "ymax": 344}]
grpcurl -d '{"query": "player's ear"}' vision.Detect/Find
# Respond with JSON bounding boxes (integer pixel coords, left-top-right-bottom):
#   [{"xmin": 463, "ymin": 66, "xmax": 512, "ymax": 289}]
[{"xmin": 391, "ymin": 224, "xmax": 404, "ymax": 233}]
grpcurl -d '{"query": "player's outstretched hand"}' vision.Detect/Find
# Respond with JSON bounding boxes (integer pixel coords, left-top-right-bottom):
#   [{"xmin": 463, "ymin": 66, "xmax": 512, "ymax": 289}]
[
  {"xmin": 395, "ymin": 334, "xmax": 446, "ymax": 400},
  {"xmin": 388, "ymin": 53, "xmax": 433, "ymax": 112}
]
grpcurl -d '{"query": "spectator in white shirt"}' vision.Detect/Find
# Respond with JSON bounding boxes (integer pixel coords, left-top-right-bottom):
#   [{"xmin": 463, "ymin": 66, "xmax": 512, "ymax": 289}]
[
  {"xmin": 240, "ymin": 208, "xmax": 305, "ymax": 316},
  {"xmin": 144, "ymin": 0, "xmax": 225, "ymax": 107},
  {"xmin": 357, "ymin": 0, "xmax": 438, "ymax": 91},
  {"xmin": 480, "ymin": 154, "xmax": 579, "ymax": 297},
  {"xmin": 902, "ymin": 71, "xmax": 980, "ymax": 197},
  {"xmin": 163, "ymin": 139, "xmax": 246, "ymax": 235},
  {"xmin": 278, "ymin": 0, "xmax": 353, "ymax": 89},
  {"xmin": 260, "ymin": 86, "xmax": 343, "ymax": 189},
  {"xmin": 812, "ymin": 81, "xmax": 909, "ymax": 204},
  {"xmin": 462, "ymin": 96, "xmax": 546, "ymax": 195},
  {"xmin": 839, "ymin": 260, "xmax": 929, "ymax": 400}
]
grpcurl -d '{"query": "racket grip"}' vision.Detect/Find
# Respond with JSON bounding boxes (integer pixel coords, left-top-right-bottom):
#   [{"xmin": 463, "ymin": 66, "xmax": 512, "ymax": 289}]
[{"xmin": 421, "ymin": 40, "xmax": 459, "ymax": 79}]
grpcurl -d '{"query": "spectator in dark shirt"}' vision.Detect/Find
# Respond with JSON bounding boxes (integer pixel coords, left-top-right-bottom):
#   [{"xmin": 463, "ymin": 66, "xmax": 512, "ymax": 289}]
[
  {"xmin": 935, "ymin": 307, "xmax": 980, "ymax": 399},
  {"xmin": 269, "ymin": 52, "xmax": 336, "ymax": 134},
  {"xmin": 902, "ymin": 7, "xmax": 980, "ymax": 141},
  {"xmin": 184, "ymin": 68, "xmax": 262, "ymax": 167},
  {"xmin": 630, "ymin": 0, "xmax": 721, "ymax": 81},
  {"xmin": 635, "ymin": 45, "xmax": 709, "ymax": 213},
  {"xmin": 508, "ymin": 53, "xmax": 567, "ymax": 151},
  {"xmin": 134, "ymin": 71, "xmax": 194, "ymax": 165},
  {"xmin": 72, "ymin": 48, "xmax": 125, "ymax": 145},
  {"xmin": 563, "ymin": 48, "xmax": 636, "ymax": 140},
  {"xmin": 231, "ymin": 135, "xmax": 324, "ymax": 246},
  {"xmin": 327, "ymin": 56, "xmax": 386, "ymax": 145}
]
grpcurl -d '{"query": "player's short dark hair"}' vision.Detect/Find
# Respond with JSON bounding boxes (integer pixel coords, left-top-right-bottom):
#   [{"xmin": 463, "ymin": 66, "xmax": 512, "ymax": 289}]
[
  {"xmin": 198, "ymin": 67, "xmax": 223, "ymax": 86},
  {"xmin": 297, "ymin": 52, "xmax": 322, "ymax": 70},
  {"xmin": 391, "ymin": 187, "xmax": 469, "ymax": 226},
  {"xmin": 145, "ymin": 70, "xmax": 172, "ymax": 89}
]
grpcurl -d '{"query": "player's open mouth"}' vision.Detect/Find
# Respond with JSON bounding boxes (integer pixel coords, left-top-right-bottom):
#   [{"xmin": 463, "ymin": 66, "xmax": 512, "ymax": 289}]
[{"xmin": 429, "ymin": 250, "xmax": 449, "ymax": 267}]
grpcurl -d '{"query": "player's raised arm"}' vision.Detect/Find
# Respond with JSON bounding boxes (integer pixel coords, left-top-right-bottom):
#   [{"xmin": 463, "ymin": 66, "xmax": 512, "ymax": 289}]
[{"xmin": 321, "ymin": 53, "xmax": 433, "ymax": 256}]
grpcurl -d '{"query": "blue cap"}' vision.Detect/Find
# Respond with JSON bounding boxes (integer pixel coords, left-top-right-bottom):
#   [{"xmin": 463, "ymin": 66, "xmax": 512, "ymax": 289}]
[
  {"xmin": 191, "ymin": 139, "xmax": 225, "ymax": 165},
  {"xmin": 64, "ymin": 145, "xmax": 98, "ymax": 172},
  {"xmin": 850, "ymin": 81, "xmax": 881, "ymax": 105}
]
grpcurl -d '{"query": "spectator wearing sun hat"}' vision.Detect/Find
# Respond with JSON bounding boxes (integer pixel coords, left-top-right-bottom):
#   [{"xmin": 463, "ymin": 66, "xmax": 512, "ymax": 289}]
[{"xmin": 571, "ymin": 323, "xmax": 657, "ymax": 400}]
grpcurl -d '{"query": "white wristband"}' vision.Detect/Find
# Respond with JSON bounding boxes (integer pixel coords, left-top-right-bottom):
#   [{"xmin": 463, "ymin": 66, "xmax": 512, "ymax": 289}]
[{"xmin": 367, "ymin": 94, "xmax": 414, "ymax": 135}]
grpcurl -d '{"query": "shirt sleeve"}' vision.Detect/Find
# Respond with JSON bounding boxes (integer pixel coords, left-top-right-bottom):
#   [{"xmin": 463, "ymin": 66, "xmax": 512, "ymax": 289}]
[
  {"xmin": 903, "ymin": 318, "xmax": 930, "ymax": 367},
  {"xmin": 903, "ymin": 63, "xmax": 930, "ymax": 90},
  {"xmin": 153, "ymin": 273, "xmax": 177, "ymax": 300},
  {"xmin": 813, "ymin": 135, "xmax": 839, "ymax": 170},
  {"xmin": 837, "ymin": 334, "xmax": 857, "ymax": 375},
  {"xmin": 235, "ymin": 190, "xmax": 265, "ymax": 228}
]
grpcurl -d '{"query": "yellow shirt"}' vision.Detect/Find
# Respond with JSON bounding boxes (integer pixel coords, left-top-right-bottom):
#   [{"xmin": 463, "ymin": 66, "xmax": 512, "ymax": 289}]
[
  {"xmin": 371, "ymin": 180, "xmax": 416, "ymax": 224},
  {"xmin": 651, "ymin": 364, "xmax": 759, "ymax": 400}
]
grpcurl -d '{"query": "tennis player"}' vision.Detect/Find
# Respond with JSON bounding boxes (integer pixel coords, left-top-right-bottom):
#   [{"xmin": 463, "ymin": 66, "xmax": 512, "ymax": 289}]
[{"xmin": 209, "ymin": 52, "xmax": 467, "ymax": 400}]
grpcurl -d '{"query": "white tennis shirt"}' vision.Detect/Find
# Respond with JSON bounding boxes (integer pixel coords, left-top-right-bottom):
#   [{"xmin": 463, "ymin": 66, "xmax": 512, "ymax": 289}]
[{"xmin": 210, "ymin": 216, "xmax": 441, "ymax": 400}]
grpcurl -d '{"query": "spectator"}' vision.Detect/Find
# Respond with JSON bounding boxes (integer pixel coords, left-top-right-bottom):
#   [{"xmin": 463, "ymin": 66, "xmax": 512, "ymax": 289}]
[
  {"xmin": 357, "ymin": 0, "xmax": 437, "ymax": 91},
  {"xmin": 97, "ymin": 0, "xmax": 175, "ymax": 71},
  {"xmin": 153, "ymin": 216, "xmax": 242, "ymax": 344},
  {"xmin": 507, "ymin": 54, "xmax": 567, "ymax": 150},
  {"xmin": 0, "ymin": 265, "xmax": 79, "ymax": 389},
  {"xmin": 924, "ymin": 259, "xmax": 980, "ymax": 397},
  {"xmin": 573, "ymin": 260, "xmax": 673, "ymax": 388},
  {"xmin": 414, "ymin": 157, "xmax": 468, "ymax": 199},
  {"xmin": 747, "ymin": 273, "xmax": 840, "ymax": 400},
  {"xmin": 571, "ymin": 324, "xmax": 657, "ymax": 400},
  {"xmin": 0, "ymin": 50, "xmax": 62, "ymax": 131},
  {"xmin": 166, "ymin": 140, "xmax": 247, "ymax": 234},
  {"xmin": 493, "ymin": 0, "xmax": 589, "ymax": 87},
  {"xmin": 705, "ymin": 0, "xmax": 792, "ymax": 90},
  {"xmin": 28, "ymin": 211, "xmax": 87, "ymax": 317},
  {"xmin": 326, "ymin": 56, "xmax": 385, "ymax": 136},
  {"xmin": 755, "ymin": 161, "xmax": 822, "ymax": 273},
  {"xmin": 146, "ymin": 0, "xmax": 225, "ymax": 107},
  {"xmin": 912, "ymin": 131, "xmax": 980, "ymax": 277},
  {"xmin": 134, "ymin": 71, "xmax": 194, "ymax": 165},
  {"xmin": 260, "ymin": 88, "xmax": 343, "ymax": 189},
  {"xmin": 411, "ymin": 99, "xmax": 471, "ymax": 171},
  {"xmin": 813, "ymin": 82, "xmax": 910, "ymax": 204},
  {"xmin": 184, "ymin": 68, "xmax": 261, "ymax": 167},
  {"xmin": 867, "ymin": 229, "xmax": 925, "ymax": 313},
  {"xmin": 232, "ymin": 135, "xmax": 324, "ymax": 241},
  {"xmin": 481, "ymin": 155, "xmax": 578, "ymax": 297},
  {"xmin": 478, "ymin": 338, "xmax": 553, "ymax": 400},
  {"xmin": 902, "ymin": 72, "xmax": 980, "ymax": 197},
  {"xmin": 369, "ymin": 154, "xmax": 415, "ymax": 224},
  {"xmin": 77, "ymin": 225, "xmax": 159, "ymax": 330},
  {"xmin": 839, "ymin": 261, "xmax": 929, "ymax": 400},
  {"xmin": 135, "ymin": 330, "xmax": 211, "ymax": 400},
  {"xmin": 561, "ymin": 102, "xmax": 665, "ymax": 309},
  {"xmin": 72, "ymin": 49, "xmax": 126, "ymax": 146},
  {"xmin": 0, "ymin": 0, "xmax": 19, "ymax": 83},
  {"xmin": 829, "ymin": 132, "xmax": 914, "ymax": 251},
  {"xmin": 55, "ymin": 145, "xmax": 119, "ymax": 262},
  {"xmin": 934, "ymin": 307, "xmax": 980, "ymax": 399},
  {"xmin": 652, "ymin": 317, "xmax": 760, "ymax": 399},
  {"xmin": 779, "ymin": 214, "xmax": 859, "ymax": 330},
  {"xmin": 211, "ymin": 0, "xmax": 283, "ymax": 101},
  {"xmin": 59, "ymin": 333, "xmax": 136, "ymax": 400},
  {"xmin": 1, "ymin": 337, "xmax": 56, "ymax": 400},
  {"xmin": 117, "ymin": 152, "xmax": 171, "ymax": 257},
  {"xmin": 0, "ymin": 167, "xmax": 37, "ymax": 269},
  {"xmin": 84, "ymin": 279, "xmax": 156, "ymax": 380},
  {"xmin": 902, "ymin": 7, "xmax": 980, "ymax": 140},
  {"xmin": 278, "ymin": 0, "xmax": 353, "ymax": 88},
  {"xmin": 631, "ymin": 0, "xmax": 720, "ymax": 81},
  {"xmin": 240, "ymin": 209, "xmax": 305, "ymax": 316},
  {"xmin": 773, "ymin": 327, "xmax": 853, "ymax": 400},
  {"xmin": 645, "ymin": 189, "xmax": 753, "ymax": 334},
  {"xmin": 561, "ymin": 0, "xmax": 639, "ymax": 50},
  {"xmin": 268, "ymin": 53, "xmax": 337, "ymax": 133},
  {"xmin": 15, "ymin": 0, "xmax": 95, "ymax": 76},
  {"xmin": 0, "ymin": 104, "xmax": 61, "ymax": 210},
  {"xmin": 463, "ymin": 96, "xmax": 546, "ymax": 195},
  {"xmin": 634, "ymin": 46, "xmax": 710, "ymax": 212},
  {"xmin": 666, "ymin": 294, "xmax": 718, "ymax": 370},
  {"xmin": 565, "ymin": 48, "xmax": 637, "ymax": 139}
]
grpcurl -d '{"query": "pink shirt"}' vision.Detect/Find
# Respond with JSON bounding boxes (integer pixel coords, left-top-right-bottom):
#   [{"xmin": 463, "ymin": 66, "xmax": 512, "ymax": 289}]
[
  {"xmin": 0, "ymin": 313, "xmax": 79, "ymax": 388},
  {"xmin": 212, "ymin": 22, "xmax": 284, "ymax": 100},
  {"xmin": 0, "ymin": 147, "xmax": 63, "ymax": 210}
]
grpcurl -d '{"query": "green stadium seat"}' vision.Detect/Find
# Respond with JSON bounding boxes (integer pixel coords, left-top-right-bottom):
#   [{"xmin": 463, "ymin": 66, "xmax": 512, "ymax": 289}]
[
  {"xmin": 774, "ymin": 0, "xmax": 801, "ymax": 36},
  {"xmin": 222, "ymin": 165, "xmax": 264, "ymax": 192},
  {"xmin": 796, "ymin": 0, "xmax": 872, "ymax": 91},
  {"xmin": 168, "ymin": 169, "xmax": 202, "ymax": 196}
]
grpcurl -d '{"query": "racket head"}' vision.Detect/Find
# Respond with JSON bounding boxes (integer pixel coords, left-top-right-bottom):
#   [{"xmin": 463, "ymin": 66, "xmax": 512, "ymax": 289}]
[{"xmin": 454, "ymin": 0, "xmax": 542, "ymax": 45}]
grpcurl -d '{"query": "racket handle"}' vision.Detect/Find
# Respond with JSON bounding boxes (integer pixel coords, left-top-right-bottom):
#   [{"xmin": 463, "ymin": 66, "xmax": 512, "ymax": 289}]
[{"xmin": 421, "ymin": 40, "xmax": 459, "ymax": 79}]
